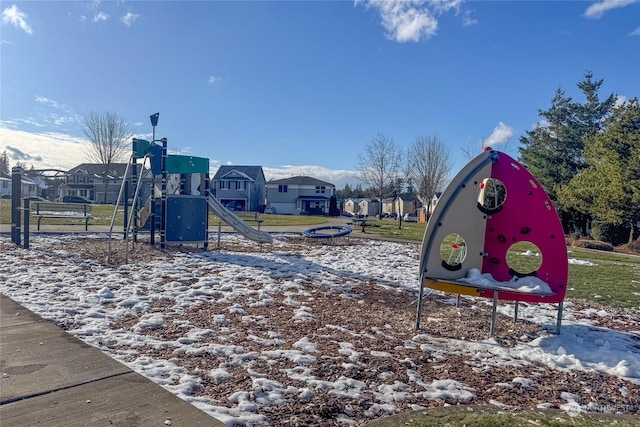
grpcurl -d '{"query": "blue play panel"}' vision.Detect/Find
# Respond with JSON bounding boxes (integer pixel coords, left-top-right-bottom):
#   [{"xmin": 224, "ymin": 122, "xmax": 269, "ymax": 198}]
[{"xmin": 165, "ymin": 196, "xmax": 207, "ymax": 243}]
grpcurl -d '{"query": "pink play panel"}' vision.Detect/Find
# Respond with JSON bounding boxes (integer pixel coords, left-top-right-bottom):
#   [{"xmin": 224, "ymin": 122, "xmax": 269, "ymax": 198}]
[
  {"xmin": 479, "ymin": 152, "xmax": 567, "ymax": 303},
  {"xmin": 419, "ymin": 150, "xmax": 568, "ymax": 303}
]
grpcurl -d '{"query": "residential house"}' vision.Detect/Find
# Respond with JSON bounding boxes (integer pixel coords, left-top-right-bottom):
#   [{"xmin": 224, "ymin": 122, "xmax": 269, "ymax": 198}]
[
  {"xmin": 0, "ymin": 177, "xmax": 10, "ymax": 198},
  {"xmin": 394, "ymin": 196, "xmax": 417, "ymax": 218},
  {"xmin": 59, "ymin": 163, "xmax": 143, "ymax": 204},
  {"xmin": 429, "ymin": 192, "xmax": 442, "ymax": 216},
  {"xmin": 343, "ymin": 198, "xmax": 359, "ymax": 215},
  {"xmin": 0, "ymin": 175, "xmax": 42, "ymax": 198},
  {"xmin": 211, "ymin": 166, "xmax": 266, "ymax": 212},
  {"xmin": 265, "ymin": 176, "xmax": 335, "ymax": 215},
  {"xmin": 381, "ymin": 197, "xmax": 395, "ymax": 215},
  {"xmin": 357, "ymin": 198, "xmax": 381, "ymax": 217}
]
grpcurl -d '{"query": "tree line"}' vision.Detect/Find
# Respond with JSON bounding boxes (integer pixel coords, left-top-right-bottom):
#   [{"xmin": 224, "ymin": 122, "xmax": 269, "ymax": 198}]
[
  {"xmin": 350, "ymin": 133, "xmax": 453, "ymax": 219},
  {"xmin": 519, "ymin": 72, "xmax": 639, "ymax": 245}
]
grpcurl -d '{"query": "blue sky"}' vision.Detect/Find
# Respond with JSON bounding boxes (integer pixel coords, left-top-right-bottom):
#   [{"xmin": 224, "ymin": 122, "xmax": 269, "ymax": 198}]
[{"xmin": 1, "ymin": 0, "xmax": 639, "ymax": 188}]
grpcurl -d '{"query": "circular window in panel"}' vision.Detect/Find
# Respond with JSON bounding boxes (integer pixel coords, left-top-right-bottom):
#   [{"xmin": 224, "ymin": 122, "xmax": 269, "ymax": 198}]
[
  {"xmin": 477, "ymin": 178, "xmax": 507, "ymax": 214},
  {"xmin": 440, "ymin": 233, "xmax": 467, "ymax": 271},
  {"xmin": 506, "ymin": 241, "xmax": 543, "ymax": 277}
]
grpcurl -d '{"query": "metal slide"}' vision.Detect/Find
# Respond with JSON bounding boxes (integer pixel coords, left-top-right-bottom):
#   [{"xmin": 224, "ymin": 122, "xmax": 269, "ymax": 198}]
[
  {"xmin": 137, "ymin": 196, "xmax": 153, "ymax": 228},
  {"xmin": 207, "ymin": 194, "xmax": 273, "ymax": 244}
]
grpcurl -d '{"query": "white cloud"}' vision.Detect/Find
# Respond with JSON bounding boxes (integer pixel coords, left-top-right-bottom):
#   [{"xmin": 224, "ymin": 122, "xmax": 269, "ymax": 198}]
[
  {"xmin": 262, "ymin": 165, "xmax": 360, "ymax": 189},
  {"xmin": 462, "ymin": 10, "xmax": 478, "ymax": 27},
  {"xmin": 35, "ymin": 96, "xmax": 61, "ymax": 109},
  {"xmin": 583, "ymin": 0, "xmax": 639, "ymax": 19},
  {"xmin": 482, "ymin": 122, "xmax": 514, "ymax": 148},
  {"xmin": 614, "ymin": 95, "xmax": 627, "ymax": 107},
  {"xmin": 5, "ymin": 145, "xmax": 43, "ymax": 162},
  {"xmin": 208, "ymin": 76, "xmax": 222, "ymax": 85},
  {"xmin": 1, "ymin": 127, "xmax": 361, "ymax": 187},
  {"xmin": 0, "ymin": 128, "xmax": 88, "ymax": 170},
  {"xmin": 93, "ymin": 11, "xmax": 109, "ymax": 22},
  {"xmin": 2, "ymin": 4, "xmax": 33, "ymax": 34},
  {"xmin": 121, "ymin": 12, "xmax": 138, "ymax": 27},
  {"xmin": 630, "ymin": 27, "xmax": 640, "ymax": 36},
  {"xmin": 358, "ymin": 0, "xmax": 462, "ymax": 42},
  {"xmin": 207, "ymin": 163, "xmax": 360, "ymax": 190}
]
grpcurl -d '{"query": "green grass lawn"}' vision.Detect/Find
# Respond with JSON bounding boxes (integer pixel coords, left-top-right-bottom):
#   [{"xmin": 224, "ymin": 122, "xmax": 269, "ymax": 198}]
[
  {"xmin": 0, "ymin": 200, "xmax": 327, "ymax": 228},
  {"xmin": 391, "ymin": 407, "xmax": 640, "ymax": 427}
]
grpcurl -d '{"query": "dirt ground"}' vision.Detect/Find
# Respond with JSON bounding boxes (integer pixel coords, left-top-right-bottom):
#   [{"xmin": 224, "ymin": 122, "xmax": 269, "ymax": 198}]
[{"xmin": 2, "ymin": 235, "xmax": 639, "ymax": 425}]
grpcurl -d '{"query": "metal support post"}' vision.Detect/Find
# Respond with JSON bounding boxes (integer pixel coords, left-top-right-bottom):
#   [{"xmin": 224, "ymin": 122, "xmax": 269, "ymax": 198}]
[
  {"xmin": 11, "ymin": 167, "xmax": 23, "ymax": 246},
  {"xmin": 23, "ymin": 198, "xmax": 29, "ymax": 249},
  {"xmin": 203, "ymin": 174, "xmax": 210, "ymax": 251},
  {"xmin": 160, "ymin": 138, "xmax": 167, "ymax": 250},
  {"xmin": 556, "ymin": 301, "xmax": 564, "ymax": 335},
  {"xmin": 415, "ymin": 277, "xmax": 425, "ymax": 330},
  {"xmin": 490, "ymin": 291, "xmax": 499, "ymax": 336}
]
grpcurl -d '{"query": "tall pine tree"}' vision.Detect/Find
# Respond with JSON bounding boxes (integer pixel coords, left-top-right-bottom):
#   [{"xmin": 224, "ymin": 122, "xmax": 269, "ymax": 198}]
[
  {"xmin": 0, "ymin": 150, "xmax": 10, "ymax": 177},
  {"xmin": 560, "ymin": 98, "xmax": 640, "ymax": 244},
  {"xmin": 518, "ymin": 72, "xmax": 616, "ymax": 232}
]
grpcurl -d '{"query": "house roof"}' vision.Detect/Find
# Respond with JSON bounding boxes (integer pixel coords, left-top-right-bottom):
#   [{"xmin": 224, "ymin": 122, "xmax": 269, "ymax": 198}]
[
  {"xmin": 213, "ymin": 166, "xmax": 264, "ymax": 181},
  {"xmin": 268, "ymin": 176, "xmax": 334, "ymax": 187},
  {"xmin": 219, "ymin": 170, "xmax": 254, "ymax": 181},
  {"xmin": 0, "ymin": 176, "xmax": 46, "ymax": 188},
  {"xmin": 68, "ymin": 163, "xmax": 130, "ymax": 178}
]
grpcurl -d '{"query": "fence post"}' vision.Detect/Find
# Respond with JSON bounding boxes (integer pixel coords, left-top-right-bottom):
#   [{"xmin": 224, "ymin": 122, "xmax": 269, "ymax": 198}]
[
  {"xmin": 23, "ymin": 198, "xmax": 29, "ymax": 249},
  {"xmin": 11, "ymin": 167, "xmax": 23, "ymax": 246}
]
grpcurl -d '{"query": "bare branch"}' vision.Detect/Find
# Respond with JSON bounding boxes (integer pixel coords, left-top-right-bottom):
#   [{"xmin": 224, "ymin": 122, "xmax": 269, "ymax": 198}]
[
  {"xmin": 357, "ymin": 133, "xmax": 403, "ymax": 218},
  {"xmin": 82, "ymin": 111, "xmax": 132, "ymax": 203},
  {"xmin": 82, "ymin": 111, "xmax": 131, "ymax": 165},
  {"xmin": 406, "ymin": 135, "xmax": 453, "ymax": 211}
]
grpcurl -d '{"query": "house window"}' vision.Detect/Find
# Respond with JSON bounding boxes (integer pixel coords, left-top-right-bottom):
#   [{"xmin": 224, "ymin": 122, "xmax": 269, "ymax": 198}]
[
  {"xmin": 219, "ymin": 181, "xmax": 225, "ymax": 189},
  {"xmin": 315, "ymin": 186, "xmax": 325, "ymax": 194},
  {"xmin": 278, "ymin": 185, "xmax": 288, "ymax": 193}
]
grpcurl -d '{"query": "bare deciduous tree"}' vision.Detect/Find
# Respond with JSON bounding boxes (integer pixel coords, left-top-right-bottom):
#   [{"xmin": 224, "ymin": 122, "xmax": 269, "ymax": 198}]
[
  {"xmin": 83, "ymin": 111, "xmax": 131, "ymax": 164},
  {"xmin": 82, "ymin": 111, "xmax": 132, "ymax": 203},
  {"xmin": 406, "ymin": 135, "xmax": 453, "ymax": 217},
  {"xmin": 358, "ymin": 133, "xmax": 403, "ymax": 219}
]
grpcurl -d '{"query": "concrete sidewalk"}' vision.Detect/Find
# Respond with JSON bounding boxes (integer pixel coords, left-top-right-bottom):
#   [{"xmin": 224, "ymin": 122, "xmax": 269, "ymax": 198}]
[{"xmin": 0, "ymin": 294, "xmax": 225, "ymax": 426}]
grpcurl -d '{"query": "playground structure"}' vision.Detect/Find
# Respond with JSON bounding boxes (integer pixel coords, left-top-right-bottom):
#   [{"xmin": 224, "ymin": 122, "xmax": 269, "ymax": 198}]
[
  {"xmin": 7, "ymin": 113, "xmax": 272, "ymax": 252},
  {"xmin": 415, "ymin": 149, "xmax": 568, "ymax": 336},
  {"xmin": 109, "ymin": 113, "xmax": 272, "ymax": 258}
]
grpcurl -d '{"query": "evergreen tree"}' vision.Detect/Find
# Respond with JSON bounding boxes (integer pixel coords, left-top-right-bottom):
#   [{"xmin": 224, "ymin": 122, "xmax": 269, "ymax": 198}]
[
  {"xmin": 518, "ymin": 73, "xmax": 616, "ymax": 232},
  {"xmin": 575, "ymin": 72, "xmax": 617, "ymax": 138},
  {"xmin": 337, "ymin": 183, "xmax": 353, "ymax": 200},
  {"xmin": 0, "ymin": 150, "xmax": 9, "ymax": 177},
  {"xmin": 328, "ymin": 195, "xmax": 339, "ymax": 217},
  {"xmin": 560, "ymin": 98, "xmax": 640, "ymax": 244}
]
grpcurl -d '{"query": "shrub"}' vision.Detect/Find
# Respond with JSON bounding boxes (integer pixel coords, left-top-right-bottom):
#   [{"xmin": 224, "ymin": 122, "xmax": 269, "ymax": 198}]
[
  {"xmin": 617, "ymin": 240, "xmax": 640, "ymax": 254},
  {"xmin": 571, "ymin": 239, "xmax": 614, "ymax": 251},
  {"xmin": 590, "ymin": 221, "xmax": 630, "ymax": 246}
]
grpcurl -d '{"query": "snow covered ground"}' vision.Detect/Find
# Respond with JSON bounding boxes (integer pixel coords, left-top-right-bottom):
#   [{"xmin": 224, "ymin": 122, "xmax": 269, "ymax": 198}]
[{"xmin": 1, "ymin": 233, "xmax": 639, "ymax": 425}]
